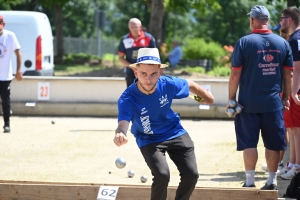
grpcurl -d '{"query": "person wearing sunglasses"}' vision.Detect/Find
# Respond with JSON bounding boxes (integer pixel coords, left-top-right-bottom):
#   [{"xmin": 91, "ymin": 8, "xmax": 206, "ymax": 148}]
[{"xmin": 276, "ymin": 6, "xmax": 300, "ymax": 181}]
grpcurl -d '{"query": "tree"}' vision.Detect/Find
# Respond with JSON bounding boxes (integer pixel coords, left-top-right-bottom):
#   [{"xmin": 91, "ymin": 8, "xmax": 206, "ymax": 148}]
[
  {"xmin": 34, "ymin": 0, "xmax": 69, "ymax": 64},
  {"xmin": 0, "ymin": 0, "xmax": 24, "ymax": 10},
  {"xmin": 148, "ymin": 0, "xmax": 220, "ymax": 47},
  {"xmin": 149, "ymin": 0, "xmax": 165, "ymax": 46}
]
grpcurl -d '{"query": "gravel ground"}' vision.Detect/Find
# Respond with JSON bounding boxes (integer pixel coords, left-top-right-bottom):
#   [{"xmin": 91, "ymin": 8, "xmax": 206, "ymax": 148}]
[{"xmin": 0, "ymin": 116, "xmax": 290, "ymax": 198}]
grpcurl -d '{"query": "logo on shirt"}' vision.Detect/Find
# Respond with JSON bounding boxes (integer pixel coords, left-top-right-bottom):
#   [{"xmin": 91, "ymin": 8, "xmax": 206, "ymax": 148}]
[
  {"xmin": 141, "ymin": 107, "xmax": 148, "ymax": 115},
  {"xmin": 123, "ymin": 38, "xmax": 134, "ymax": 49},
  {"xmin": 140, "ymin": 115, "xmax": 153, "ymax": 134},
  {"xmin": 159, "ymin": 94, "xmax": 169, "ymax": 107},
  {"xmin": 263, "ymin": 54, "xmax": 274, "ymax": 62},
  {"xmin": 266, "ymin": 42, "xmax": 270, "ymax": 46},
  {"xmin": 140, "ymin": 39, "xmax": 145, "ymax": 45},
  {"xmin": 0, "ymin": 43, "xmax": 7, "ymax": 58}
]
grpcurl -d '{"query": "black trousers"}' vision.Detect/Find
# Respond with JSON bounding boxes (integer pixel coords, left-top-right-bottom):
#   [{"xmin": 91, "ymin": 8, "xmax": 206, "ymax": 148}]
[
  {"xmin": 125, "ymin": 67, "xmax": 135, "ymax": 87},
  {"xmin": 140, "ymin": 133, "xmax": 199, "ymax": 200},
  {"xmin": 0, "ymin": 81, "xmax": 11, "ymax": 126}
]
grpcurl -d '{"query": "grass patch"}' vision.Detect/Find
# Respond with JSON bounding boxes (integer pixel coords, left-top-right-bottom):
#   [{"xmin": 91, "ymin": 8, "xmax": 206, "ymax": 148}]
[{"xmin": 55, "ymin": 64, "xmax": 106, "ymax": 76}]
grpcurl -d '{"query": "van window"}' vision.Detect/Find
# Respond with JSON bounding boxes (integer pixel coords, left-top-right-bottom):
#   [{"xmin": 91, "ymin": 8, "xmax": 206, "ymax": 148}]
[{"xmin": 4, "ymin": 24, "xmax": 31, "ymax": 52}]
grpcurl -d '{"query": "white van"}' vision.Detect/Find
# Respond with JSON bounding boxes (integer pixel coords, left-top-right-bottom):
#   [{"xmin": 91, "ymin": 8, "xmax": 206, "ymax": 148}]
[{"xmin": 0, "ymin": 11, "xmax": 54, "ymax": 76}]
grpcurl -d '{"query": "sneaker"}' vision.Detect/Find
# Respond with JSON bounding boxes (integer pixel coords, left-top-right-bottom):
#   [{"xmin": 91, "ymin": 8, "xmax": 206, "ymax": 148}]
[
  {"xmin": 262, "ymin": 164, "xmax": 268, "ymax": 172},
  {"xmin": 278, "ymin": 162, "xmax": 284, "ymax": 170},
  {"xmin": 260, "ymin": 183, "xmax": 277, "ymax": 190},
  {"xmin": 3, "ymin": 126, "xmax": 10, "ymax": 133},
  {"xmin": 281, "ymin": 166, "xmax": 300, "ymax": 180},
  {"xmin": 261, "ymin": 162, "xmax": 284, "ymax": 172},
  {"xmin": 242, "ymin": 183, "xmax": 256, "ymax": 187},
  {"xmin": 278, "ymin": 163, "xmax": 291, "ymax": 175}
]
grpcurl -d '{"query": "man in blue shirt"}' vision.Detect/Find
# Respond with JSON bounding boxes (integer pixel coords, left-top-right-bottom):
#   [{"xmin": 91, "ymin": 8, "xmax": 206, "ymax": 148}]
[
  {"xmin": 164, "ymin": 40, "xmax": 182, "ymax": 68},
  {"xmin": 228, "ymin": 5, "xmax": 293, "ymax": 190},
  {"xmin": 118, "ymin": 18, "xmax": 156, "ymax": 87},
  {"xmin": 277, "ymin": 6, "xmax": 300, "ymax": 180},
  {"xmin": 114, "ymin": 48, "xmax": 214, "ymax": 200}
]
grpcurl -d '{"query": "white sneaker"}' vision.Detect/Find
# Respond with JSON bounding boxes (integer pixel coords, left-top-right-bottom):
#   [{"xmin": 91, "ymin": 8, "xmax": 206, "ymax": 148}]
[
  {"xmin": 280, "ymin": 166, "xmax": 300, "ymax": 180},
  {"xmin": 262, "ymin": 164, "xmax": 268, "ymax": 172},
  {"xmin": 278, "ymin": 163, "xmax": 291, "ymax": 176},
  {"xmin": 261, "ymin": 162, "xmax": 284, "ymax": 172}
]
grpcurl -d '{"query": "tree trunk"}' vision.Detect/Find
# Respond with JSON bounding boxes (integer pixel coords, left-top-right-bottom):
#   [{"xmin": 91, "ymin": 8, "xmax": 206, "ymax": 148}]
[
  {"xmin": 55, "ymin": 5, "xmax": 64, "ymax": 64},
  {"xmin": 287, "ymin": 0, "xmax": 299, "ymax": 7},
  {"xmin": 149, "ymin": 0, "xmax": 164, "ymax": 47}
]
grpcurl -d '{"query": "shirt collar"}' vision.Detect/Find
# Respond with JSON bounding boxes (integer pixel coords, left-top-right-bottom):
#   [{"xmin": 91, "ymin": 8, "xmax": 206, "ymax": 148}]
[
  {"xmin": 251, "ymin": 29, "xmax": 272, "ymax": 34},
  {"xmin": 129, "ymin": 30, "xmax": 145, "ymax": 40}
]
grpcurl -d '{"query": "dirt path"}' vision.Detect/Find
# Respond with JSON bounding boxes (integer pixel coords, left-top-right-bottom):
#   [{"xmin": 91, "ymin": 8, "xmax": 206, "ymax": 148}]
[{"xmin": 0, "ymin": 116, "xmax": 290, "ymax": 197}]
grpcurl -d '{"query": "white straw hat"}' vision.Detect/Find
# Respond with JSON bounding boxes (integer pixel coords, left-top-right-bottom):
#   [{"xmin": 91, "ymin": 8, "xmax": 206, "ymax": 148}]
[{"xmin": 129, "ymin": 48, "xmax": 168, "ymax": 68}]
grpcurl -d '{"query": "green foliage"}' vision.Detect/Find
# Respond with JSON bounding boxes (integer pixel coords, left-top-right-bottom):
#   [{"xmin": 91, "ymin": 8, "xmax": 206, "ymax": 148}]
[
  {"xmin": 63, "ymin": 53, "xmax": 101, "ymax": 65},
  {"xmin": 102, "ymin": 53, "xmax": 118, "ymax": 62},
  {"xmin": 55, "ymin": 64, "xmax": 106, "ymax": 76},
  {"xmin": 36, "ymin": 0, "xmax": 69, "ymax": 8},
  {"xmin": 182, "ymin": 38, "xmax": 226, "ymax": 63},
  {"xmin": 0, "ymin": 0, "xmax": 25, "ymax": 9},
  {"xmin": 207, "ymin": 66, "xmax": 231, "ymax": 77},
  {"xmin": 183, "ymin": 66, "xmax": 206, "ymax": 74}
]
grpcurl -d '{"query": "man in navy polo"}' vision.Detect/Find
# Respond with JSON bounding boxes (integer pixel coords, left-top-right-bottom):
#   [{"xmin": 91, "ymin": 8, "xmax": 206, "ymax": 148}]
[
  {"xmin": 228, "ymin": 5, "xmax": 293, "ymax": 190},
  {"xmin": 118, "ymin": 18, "xmax": 156, "ymax": 87}
]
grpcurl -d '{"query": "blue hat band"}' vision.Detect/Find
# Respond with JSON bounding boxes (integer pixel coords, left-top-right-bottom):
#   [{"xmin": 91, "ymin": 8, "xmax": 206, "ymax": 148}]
[{"xmin": 137, "ymin": 56, "xmax": 161, "ymax": 63}]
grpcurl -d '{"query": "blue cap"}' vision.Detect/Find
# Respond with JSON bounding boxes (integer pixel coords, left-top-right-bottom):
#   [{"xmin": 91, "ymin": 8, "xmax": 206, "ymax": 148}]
[
  {"xmin": 273, "ymin": 24, "xmax": 281, "ymax": 31},
  {"xmin": 248, "ymin": 5, "xmax": 270, "ymax": 20}
]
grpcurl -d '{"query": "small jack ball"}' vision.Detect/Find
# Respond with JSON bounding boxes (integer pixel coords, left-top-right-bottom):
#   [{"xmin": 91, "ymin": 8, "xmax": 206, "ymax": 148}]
[{"xmin": 51, "ymin": 120, "xmax": 55, "ymax": 124}]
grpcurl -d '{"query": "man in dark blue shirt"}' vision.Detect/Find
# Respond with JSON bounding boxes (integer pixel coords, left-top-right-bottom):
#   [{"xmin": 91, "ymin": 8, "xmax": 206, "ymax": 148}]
[
  {"xmin": 229, "ymin": 5, "xmax": 293, "ymax": 190},
  {"xmin": 277, "ymin": 6, "xmax": 300, "ymax": 180},
  {"xmin": 118, "ymin": 18, "xmax": 156, "ymax": 87}
]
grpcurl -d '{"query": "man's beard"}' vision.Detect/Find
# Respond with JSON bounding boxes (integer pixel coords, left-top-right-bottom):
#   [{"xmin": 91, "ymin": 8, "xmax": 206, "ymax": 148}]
[{"xmin": 139, "ymin": 81, "xmax": 157, "ymax": 93}]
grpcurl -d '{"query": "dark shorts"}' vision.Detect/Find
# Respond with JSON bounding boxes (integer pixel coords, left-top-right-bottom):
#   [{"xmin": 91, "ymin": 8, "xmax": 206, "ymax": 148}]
[{"xmin": 235, "ymin": 110, "xmax": 286, "ymax": 151}]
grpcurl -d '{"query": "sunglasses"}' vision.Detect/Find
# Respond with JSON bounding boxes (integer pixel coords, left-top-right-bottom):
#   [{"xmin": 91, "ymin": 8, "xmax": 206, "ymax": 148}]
[{"xmin": 280, "ymin": 16, "xmax": 290, "ymax": 21}]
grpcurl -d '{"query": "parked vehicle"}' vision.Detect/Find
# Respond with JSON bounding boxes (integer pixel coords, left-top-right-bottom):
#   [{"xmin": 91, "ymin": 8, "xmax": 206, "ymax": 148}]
[{"xmin": 0, "ymin": 10, "xmax": 54, "ymax": 76}]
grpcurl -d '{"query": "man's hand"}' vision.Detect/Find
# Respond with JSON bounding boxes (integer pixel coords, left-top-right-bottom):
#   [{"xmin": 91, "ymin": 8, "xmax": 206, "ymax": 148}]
[
  {"xmin": 113, "ymin": 132, "xmax": 128, "ymax": 147},
  {"xmin": 15, "ymin": 71, "xmax": 22, "ymax": 81},
  {"xmin": 282, "ymin": 99, "xmax": 290, "ymax": 111}
]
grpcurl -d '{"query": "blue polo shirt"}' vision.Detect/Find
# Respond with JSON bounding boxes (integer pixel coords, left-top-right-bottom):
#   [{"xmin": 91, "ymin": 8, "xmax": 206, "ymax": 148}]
[
  {"xmin": 288, "ymin": 29, "xmax": 300, "ymax": 94},
  {"xmin": 231, "ymin": 29, "xmax": 293, "ymax": 113},
  {"xmin": 118, "ymin": 31, "xmax": 156, "ymax": 75},
  {"xmin": 118, "ymin": 76, "xmax": 189, "ymax": 148}
]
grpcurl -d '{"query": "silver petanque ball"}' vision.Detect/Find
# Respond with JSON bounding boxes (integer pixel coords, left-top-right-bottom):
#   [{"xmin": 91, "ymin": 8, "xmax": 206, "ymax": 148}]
[
  {"xmin": 228, "ymin": 100, "xmax": 237, "ymax": 108},
  {"xmin": 128, "ymin": 170, "xmax": 135, "ymax": 178},
  {"xmin": 235, "ymin": 105, "xmax": 243, "ymax": 114},
  {"xmin": 140, "ymin": 175, "xmax": 148, "ymax": 183},
  {"xmin": 226, "ymin": 108, "xmax": 236, "ymax": 117},
  {"xmin": 115, "ymin": 157, "xmax": 126, "ymax": 169}
]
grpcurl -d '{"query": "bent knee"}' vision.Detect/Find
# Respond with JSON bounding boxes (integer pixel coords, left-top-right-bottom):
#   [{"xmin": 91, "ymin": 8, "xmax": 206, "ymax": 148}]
[{"xmin": 154, "ymin": 172, "xmax": 170, "ymax": 182}]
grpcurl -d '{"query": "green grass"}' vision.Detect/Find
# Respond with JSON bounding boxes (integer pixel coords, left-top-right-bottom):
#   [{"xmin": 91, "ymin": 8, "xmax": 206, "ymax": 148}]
[{"xmin": 55, "ymin": 64, "xmax": 106, "ymax": 76}]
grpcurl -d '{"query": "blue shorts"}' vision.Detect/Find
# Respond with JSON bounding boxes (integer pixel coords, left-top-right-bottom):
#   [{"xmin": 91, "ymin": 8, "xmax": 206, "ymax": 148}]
[{"xmin": 235, "ymin": 110, "xmax": 286, "ymax": 151}]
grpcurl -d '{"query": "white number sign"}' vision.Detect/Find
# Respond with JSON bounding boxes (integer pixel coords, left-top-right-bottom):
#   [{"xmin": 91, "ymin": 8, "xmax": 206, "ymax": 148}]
[
  {"xmin": 37, "ymin": 82, "xmax": 50, "ymax": 100},
  {"xmin": 97, "ymin": 186, "xmax": 119, "ymax": 200}
]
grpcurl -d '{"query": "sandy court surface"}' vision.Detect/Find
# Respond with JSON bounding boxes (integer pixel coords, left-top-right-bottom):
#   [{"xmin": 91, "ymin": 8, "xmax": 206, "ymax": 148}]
[{"xmin": 0, "ymin": 116, "xmax": 289, "ymax": 197}]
